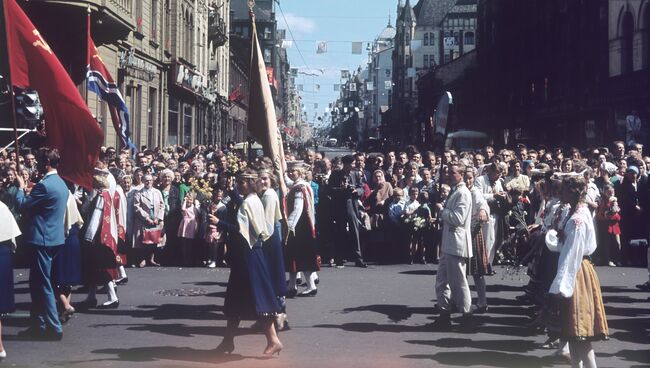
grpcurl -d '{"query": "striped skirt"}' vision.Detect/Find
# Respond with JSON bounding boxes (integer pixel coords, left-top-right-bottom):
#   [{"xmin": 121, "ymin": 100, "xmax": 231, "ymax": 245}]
[
  {"xmin": 469, "ymin": 227, "xmax": 492, "ymax": 276},
  {"xmin": 560, "ymin": 259, "xmax": 609, "ymax": 341}
]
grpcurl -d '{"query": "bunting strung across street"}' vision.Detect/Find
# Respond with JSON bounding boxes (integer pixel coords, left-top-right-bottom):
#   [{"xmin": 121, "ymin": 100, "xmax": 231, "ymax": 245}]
[
  {"xmin": 281, "ymin": 40, "xmax": 293, "ymax": 49},
  {"xmin": 316, "ymin": 41, "xmax": 327, "ymax": 54},
  {"xmin": 351, "ymin": 42, "xmax": 363, "ymax": 55}
]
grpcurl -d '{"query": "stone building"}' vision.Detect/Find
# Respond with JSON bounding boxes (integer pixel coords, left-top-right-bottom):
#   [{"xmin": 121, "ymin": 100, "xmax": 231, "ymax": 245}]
[
  {"xmin": 365, "ymin": 21, "xmax": 395, "ymax": 139},
  {"xmin": 10, "ymin": 0, "xmax": 238, "ymax": 151}
]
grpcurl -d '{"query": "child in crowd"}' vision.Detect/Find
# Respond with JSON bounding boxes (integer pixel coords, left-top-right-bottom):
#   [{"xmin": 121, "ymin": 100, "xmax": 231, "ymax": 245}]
[
  {"xmin": 403, "ymin": 186, "xmax": 421, "ymax": 264},
  {"xmin": 595, "ymin": 184, "xmax": 621, "ymax": 267},
  {"xmin": 177, "ymin": 191, "xmax": 200, "ymax": 266},
  {"xmin": 205, "ymin": 188, "xmax": 227, "ymax": 268},
  {"xmin": 387, "ymin": 188, "xmax": 406, "ymax": 263}
]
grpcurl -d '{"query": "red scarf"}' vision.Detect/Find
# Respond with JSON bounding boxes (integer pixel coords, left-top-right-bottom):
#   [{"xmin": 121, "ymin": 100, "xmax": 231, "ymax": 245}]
[{"xmin": 99, "ymin": 190, "xmax": 117, "ymax": 254}]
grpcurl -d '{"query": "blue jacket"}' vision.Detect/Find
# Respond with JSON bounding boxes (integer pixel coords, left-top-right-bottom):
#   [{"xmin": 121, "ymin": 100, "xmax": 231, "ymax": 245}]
[{"xmin": 15, "ymin": 171, "xmax": 68, "ymax": 247}]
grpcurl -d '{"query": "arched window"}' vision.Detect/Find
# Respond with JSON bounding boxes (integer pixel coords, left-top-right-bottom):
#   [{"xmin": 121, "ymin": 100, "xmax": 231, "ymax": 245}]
[{"xmin": 621, "ymin": 11, "xmax": 634, "ymax": 74}]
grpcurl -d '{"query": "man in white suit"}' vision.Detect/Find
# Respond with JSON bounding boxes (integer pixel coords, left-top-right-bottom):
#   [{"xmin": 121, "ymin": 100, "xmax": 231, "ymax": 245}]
[
  {"xmin": 434, "ymin": 162, "xmax": 473, "ymax": 329},
  {"xmin": 474, "ymin": 162, "xmax": 506, "ymax": 264}
]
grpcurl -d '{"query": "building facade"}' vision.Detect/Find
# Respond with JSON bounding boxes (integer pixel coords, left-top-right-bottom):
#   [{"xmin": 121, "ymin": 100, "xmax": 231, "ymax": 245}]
[{"xmin": 9, "ymin": 0, "xmax": 239, "ymax": 151}]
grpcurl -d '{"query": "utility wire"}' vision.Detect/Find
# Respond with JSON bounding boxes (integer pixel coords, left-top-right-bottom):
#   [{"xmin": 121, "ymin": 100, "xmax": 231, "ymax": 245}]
[{"xmin": 275, "ymin": 0, "xmax": 313, "ymax": 75}]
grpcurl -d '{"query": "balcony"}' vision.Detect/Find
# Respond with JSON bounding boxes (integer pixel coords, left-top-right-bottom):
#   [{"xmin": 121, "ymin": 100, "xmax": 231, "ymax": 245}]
[
  {"xmin": 31, "ymin": 0, "xmax": 135, "ymax": 40},
  {"xmin": 208, "ymin": 12, "xmax": 228, "ymax": 48}
]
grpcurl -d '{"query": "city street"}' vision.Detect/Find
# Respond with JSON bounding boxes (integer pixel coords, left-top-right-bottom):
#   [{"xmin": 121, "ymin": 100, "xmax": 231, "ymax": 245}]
[{"xmin": 3, "ymin": 264, "xmax": 648, "ymax": 368}]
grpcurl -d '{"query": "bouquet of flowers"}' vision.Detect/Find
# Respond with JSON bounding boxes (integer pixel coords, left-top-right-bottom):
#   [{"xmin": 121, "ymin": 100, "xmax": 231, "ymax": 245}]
[
  {"xmin": 226, "ymin": 152, "xmax": 241, "ymax": 173},
  {"xmin": 401, "ymin": 211, "xmax": 428, "ymax": 231},
  {"xmin": 188, "ymin": 176, "xmax": 213, "ymax": 208}
]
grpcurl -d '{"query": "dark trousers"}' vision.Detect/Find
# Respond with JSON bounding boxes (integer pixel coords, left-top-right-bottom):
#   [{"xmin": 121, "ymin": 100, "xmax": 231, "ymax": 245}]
[
  {"xmin": 333, "ymin": 203, "xmax": 363, "ymax": 264},
  {"xmin": 29, "ymin": 245, "xmax": 62, "ymax": 333}
]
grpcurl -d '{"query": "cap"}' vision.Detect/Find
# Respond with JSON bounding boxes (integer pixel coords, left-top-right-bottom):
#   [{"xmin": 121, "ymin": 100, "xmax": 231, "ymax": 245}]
[{"xmin": 626, "ymin": 166, "xmax": 639, "ymax": 175}]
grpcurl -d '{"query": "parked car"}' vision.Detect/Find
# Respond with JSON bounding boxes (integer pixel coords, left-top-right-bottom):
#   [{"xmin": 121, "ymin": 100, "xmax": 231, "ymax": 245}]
[{"xmin": 445, "ymin": 130, "xmax": 491, "ymax": 152}]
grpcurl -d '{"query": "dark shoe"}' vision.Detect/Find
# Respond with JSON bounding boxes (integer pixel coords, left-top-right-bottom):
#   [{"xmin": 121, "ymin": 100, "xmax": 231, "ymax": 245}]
[
  {"xmin": 76, "ymin": 298, "xmax": 98, "ymax": 310},
  {"xmin": 116, "ymin": 277, "xmax": 129, "ymax": 285},
  {"xmin": 296, "ymin": 278, "xmax": 303, "ymax": 285},
  {"xmin": 215, "ymin": 339, "xmax": 235, "ymax": 354},
  {"xmin": 355, "ymin": 261, "xmax": 368, "ymax": 268},
  {"xmin": 297, "ymin": 289, "xmax": 317, "ymax": 297},
  {"xmin": 474, "ymin": 305, "xmax": 488, "ymax": 314},
  {"xmin": 636, "ymin": 282, "xmax": 650, "ymax": 291},
  {"xmin": 286, "ymin": 289, "xmax": 298, "ymax": 298},
  {"xmin": 43, "ymin": 330, "xmax": 63, "ymax": 341},
  {"xmin": 314, "ymin": 278, "xmax": 320, "ymax": 285},
  {"xmin": 97, "ymin": 300, "xmax": 119, "ymax": 309},
  {"xmin": 432, "ymin": 313, "xmax": 452, "ymax": 331}
]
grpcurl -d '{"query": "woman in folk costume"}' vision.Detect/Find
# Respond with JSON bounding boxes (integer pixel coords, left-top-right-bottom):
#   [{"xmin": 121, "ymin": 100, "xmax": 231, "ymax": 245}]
[
  {"xmin": 109, "ymin": 168, "xmax": 129, "ymax": 284},
  {"xmin": 80, "ymin": 173, "xmax": 120, "ymax": 309},
  {"xmin": 464, "ymin": 167, "xmax": 491, "ymax": 314},
  {"xmin": 0, "ymin": 201, "xmax": 21, "ymax": 360},
  {"xmin": 53, "ymin": 191, "xmax": 84, "ymax": 322},
  {"xmin": 212, "ymin": 169, "xmax": 283, "ymax": 356},
  {"xmin": 257, "ymin": 166, "xmax": 289, "ymax": 330},
  {"xmin": 133, "ymin": 174, "xmax": 165, "ymax": 267},
  {"xmin": 547, "ymin": 176, "xmax": 608, "ymax": 368},
  {"xmin": 284, "ymin": 161, "xmax": 319, "ymax": 297}
]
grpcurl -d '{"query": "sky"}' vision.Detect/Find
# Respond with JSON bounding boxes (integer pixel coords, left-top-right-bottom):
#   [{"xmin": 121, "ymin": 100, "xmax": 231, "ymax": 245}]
[{"xmin": 275, "ymin": 0, "xmax": 398, "ymax": 130}]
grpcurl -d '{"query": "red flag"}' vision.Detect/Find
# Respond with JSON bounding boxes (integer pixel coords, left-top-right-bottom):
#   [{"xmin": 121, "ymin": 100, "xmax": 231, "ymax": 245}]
[{"xmin": 4, "ymin": 0, "xmax": 103, "ymax": 189}]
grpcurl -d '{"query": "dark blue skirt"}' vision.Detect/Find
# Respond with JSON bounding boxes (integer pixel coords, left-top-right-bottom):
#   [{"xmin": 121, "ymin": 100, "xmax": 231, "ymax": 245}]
[
  {"xmin": 262, "ymin": 223, "xmax": 288, "ymax": 298},
  {"xmin": 53, "ymin": 225, "xmax": 82, "ymax": 287},
  {"xmin": 0, "ymin": 241, "xmax": 15, "ymax": 314},
  {"xmin": 247, "ymin": 242, "xmax": 282, "ymax": 317}
]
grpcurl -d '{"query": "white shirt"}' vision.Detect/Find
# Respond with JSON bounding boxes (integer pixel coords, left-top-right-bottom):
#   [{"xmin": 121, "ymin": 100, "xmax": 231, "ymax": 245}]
[{"xmin": 549, "ymin": 205, "xmax": 597, "ymax": 297}]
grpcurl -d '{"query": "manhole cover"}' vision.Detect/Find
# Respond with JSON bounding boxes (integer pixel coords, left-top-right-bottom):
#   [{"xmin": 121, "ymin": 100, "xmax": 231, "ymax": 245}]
[{"xmin": 157, "ymin": 288, "xmax": 208, "ymax": 297}]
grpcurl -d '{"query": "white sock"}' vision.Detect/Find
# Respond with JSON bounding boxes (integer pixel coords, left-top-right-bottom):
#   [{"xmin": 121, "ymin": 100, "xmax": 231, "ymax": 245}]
[
  {"xmin": 105, "ymin": 281, "xmax": 118, "ymax": 303},
  {"xmin": 305, "ymin": 272, "xmax": 316, "ymax": 290},
  {"xmin": 118, "ymin": 266, "xmax": 127, "ymax": 279}
]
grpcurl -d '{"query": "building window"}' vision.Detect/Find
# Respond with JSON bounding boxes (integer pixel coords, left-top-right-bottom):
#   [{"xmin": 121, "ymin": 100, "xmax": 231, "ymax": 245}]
[
  {"xmin": 429, "ymin": 54, "xmax": 435, "ymax": 68},
  {"xmin": 423, "ymin": 54, "xmax": 429, "ymax": 67},
  {"xmin": 164, "ymin": 0, "xmax": 171, "ymax": 50},
  {"xmin": 135, "ymin": 0, "xmax": 143, "ymax": 33},
  {"xmin": 168, "ymin": 96, "xmax": 179, "ymax": 146},
  {"xmin": 464, "ymin": 32, "xmax": 475, "ymax": 45},
  {"xmin": 444, "ymin": 53, "xmax": 450, "ymax": 64},
  {"xmin": 151, "ymin": 0, "xmax": 158, "ymax": 41},
  {"xmin": 263, "ymin": 26, "xmax": 272, "ymax": 40},
  {"xmin": 264, "ymin": 48, "xmax": 272, "ymax": 63},
  {"xmin": 423, "ymin": 32, "xmax": 429, "ymax": 46},
  {"xmin": 621, "ymin": 11, "xmax": 634, "ymax": 74},
  {"xmin": 453, "ymin": 31, "xmax": 459, "ymax": 45},
  {"xmin": 148, "ymin": 87, "xmax": 157, "ymax": 148},
  {"xmin": 183, "ymin": 104, "xmax": 193, "ymax": 146},
  {"xmin": 429, "ymin": 32, "xmax": 435, "ymax": 46}
]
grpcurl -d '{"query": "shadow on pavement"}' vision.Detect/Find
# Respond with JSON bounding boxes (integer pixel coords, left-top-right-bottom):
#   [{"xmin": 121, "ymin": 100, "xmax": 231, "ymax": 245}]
[
  {"xmin": 341, "ymin": 304, "xmax": 434, "ymax": 322},
  {"xmin": 401, "ymin": 351, "xmax": 552, "ymax": 367},
  {"xmin": 398, "ymin": 269, "xmax": 437, "ymax": 276},
  {"xmin": 55, "ymin": 346, "xmax": 265, "ymax": 365},
  {"xmin": 599, "ymin": 348, "xmax": 650, "ymax": 365},
  {"xmin": 405, "ymin": 337, "xmax": 539, "ymax": 353},
  {"xmin": 81, "ymin": 303, "xmax": 224, "ymax": 321}
]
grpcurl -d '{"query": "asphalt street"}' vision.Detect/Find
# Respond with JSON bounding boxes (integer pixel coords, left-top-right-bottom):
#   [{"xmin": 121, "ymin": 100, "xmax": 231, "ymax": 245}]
[{"xmin": 2, "ymin": 262, "xmax": 648, "ymax": 368}]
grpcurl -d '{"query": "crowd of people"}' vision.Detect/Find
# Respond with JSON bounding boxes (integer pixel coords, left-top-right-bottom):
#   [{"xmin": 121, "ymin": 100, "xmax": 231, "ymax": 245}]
[{"xmin": 0, "ymin": 138, "xmax": 649, "ymax": 366}]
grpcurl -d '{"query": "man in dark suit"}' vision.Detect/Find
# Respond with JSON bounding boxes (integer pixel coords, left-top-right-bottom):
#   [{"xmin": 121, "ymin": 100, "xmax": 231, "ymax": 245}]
[
  {"xmin": 15, "ymin": 147, "xmax": 69, "ymax": 340},
  {"xmin": 329, "ymin": 155, "xmax": 367, "ymax": 268}
]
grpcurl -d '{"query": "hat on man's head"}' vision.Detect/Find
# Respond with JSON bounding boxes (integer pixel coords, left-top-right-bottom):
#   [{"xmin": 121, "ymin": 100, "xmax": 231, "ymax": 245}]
[
  {"xmin": 600, "ymin": 162, "xmax": 616, "ymax": 176},
  {"xmin": 626, "ymin": 166, "xmax": 640, "ymax": 175},
  {"xmin": 287, "ymin": 160, "xmax": 310, "ymax": 172},
  {"xmin": 341, "ymin": 155, "xmax": 354, "ymax": 165}
]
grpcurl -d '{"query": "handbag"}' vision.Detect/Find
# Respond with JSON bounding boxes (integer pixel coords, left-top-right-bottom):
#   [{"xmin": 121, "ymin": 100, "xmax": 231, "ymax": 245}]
[{"xmin": 142, "ymin": 226, "xmax": 162, "ymax": 244}]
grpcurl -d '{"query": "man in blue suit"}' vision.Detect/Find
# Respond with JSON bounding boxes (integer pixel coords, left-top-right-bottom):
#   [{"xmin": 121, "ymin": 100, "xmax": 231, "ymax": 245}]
[{"xmin": 16, "ymin": 147, "xmax": 69, "ymax": 340}]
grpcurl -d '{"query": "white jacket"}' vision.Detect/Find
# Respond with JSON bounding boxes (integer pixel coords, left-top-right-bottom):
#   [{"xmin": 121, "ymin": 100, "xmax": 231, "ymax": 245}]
[{"xmin": 440, "ymin": 182, "xmax": 473, "ymax": 258}]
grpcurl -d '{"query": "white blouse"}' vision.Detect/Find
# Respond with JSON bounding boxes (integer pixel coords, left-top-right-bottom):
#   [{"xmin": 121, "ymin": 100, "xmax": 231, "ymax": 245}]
[
  {"xmin": 549, "ymin": 205, "xmax": 597, "ymax": 297},
  {"xmin": 261, "ymin": 188, "xmax": 282, "ymax": 235},
  {"xmin": 237, "ymin": 194, "xmax": 271, "ymax": 248}
]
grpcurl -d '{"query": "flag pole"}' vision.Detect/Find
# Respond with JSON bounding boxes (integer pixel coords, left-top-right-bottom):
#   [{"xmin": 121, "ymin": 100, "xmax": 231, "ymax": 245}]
[
  {"xmin": 85, "ymin": 5, "xmax": 91, "ymax": 106},
  {"xmin": 1, "ymin": 0, "xmax": 21, "ymax": 155}
]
